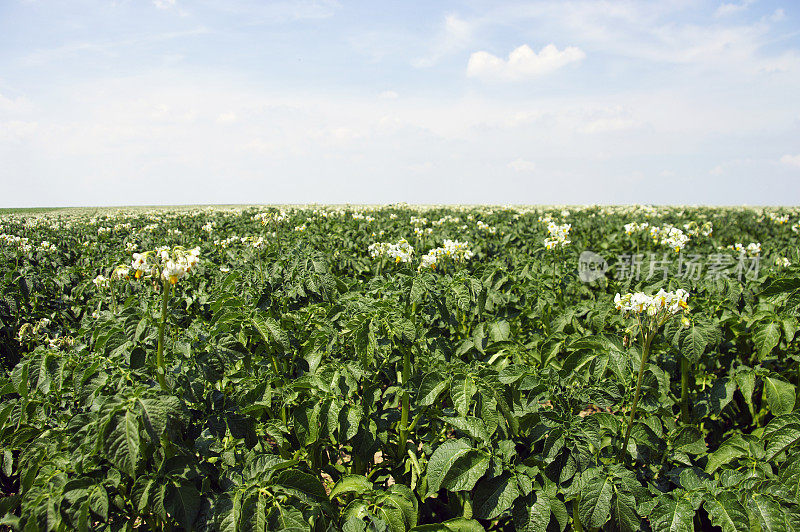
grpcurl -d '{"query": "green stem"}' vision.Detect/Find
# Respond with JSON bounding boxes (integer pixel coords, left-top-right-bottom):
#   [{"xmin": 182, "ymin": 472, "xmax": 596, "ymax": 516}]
[
  {"xmin": 398, "ymin": 346, "xmax": 411, "ymax": 461},
  {"xmin": 572, "ymin": 500, "xmax": 584, "ymax": 532},
  {"xmin": 620, "ymin": 333, "xmax": 652, "ymax": 460},
  {"xmin": 156, "ymin": 281, "xmax": 170, "ymax": 391},
  {"xmin": 680, "ymin": 356, "xmax": 691, "ymax": 422}
]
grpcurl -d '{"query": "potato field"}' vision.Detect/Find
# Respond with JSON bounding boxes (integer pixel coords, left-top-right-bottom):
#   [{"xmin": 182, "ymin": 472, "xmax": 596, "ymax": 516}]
[{"xmin": 0, "ymin": 205, "xmax": 799, "ymax": 532}]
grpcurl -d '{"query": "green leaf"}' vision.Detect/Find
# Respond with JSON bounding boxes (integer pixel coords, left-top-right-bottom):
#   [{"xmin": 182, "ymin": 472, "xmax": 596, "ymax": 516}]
[
  {"xmin": 648, "ymin": 495, "xmax": 695, "ymax": 532},
  {"xmin": 381, "ymin": 484, "xmax": 419, "ymax": 530},
  {"xmin": 703, "ymin": 492, "xmax": 748, "ymax": 532},
  {"xmin": 440, "ymin": 416, "xmax": 490, "ymax": 444},
  {"xmin": 578, "ymin": 473, "xmax": 613, "ymax": 529},
  {"xmin": 165, "ymin": 481, "xmax": 201, "ymax": 531},
  {"xmin": 761, "ymin": 277, "xmax": 800, "ymax": 297},
  {"xmin": 330, "ymin": 475, "xmax": 373, "ymax": 499},
  {"xmin": 418, "ymin": 372, "xmax": 449, "ymax": 407},
  {"xmin": 88, "ymin": 485, "xmax": 109, "ymax": 521},
  {"xmin": 450, "ymin": 375, "xmax": 477, "ymax": 417},
  {"xmin": 747, "ymin": 493, "xmax": 785, "ymax": 532},
  {"xmin": 251, "ymin": 314, "xmax": 290, "ymax": 351},
  {"xmin": 763, "ymin": 420, "xmax": 800, "ymax": 461},
  {"xmin": 411, "ymin": 518, "xmax": 485, "ymax": 531},
  {"xmin": 473, "ymin": 472, "xmax": 519, "ymax": 520},
  {"xmin": 612, "ymin": 489, "xmax": 639, "ymax": 532},
  {"xmin": 425, "ymin": 439, "xmax": 489, "ymax": 497},
  {"xmin": 214, "ymin": 491, "xmax": 243, "ymax": 532},
  {"xmin": 735, "ymin": 370, "xmax": 756, "ymax": 409},
  {"xmin": 137, "ymin": 396, "xmax": 179, "ymax": 441},
  {"xmin": 513, "ymin": 491, "xmax": 550, "ymax": 532},
  {"xmin": 272, "ymin": 469, "xmax": 328, "ymax": 503},
  {"xmin": 681, "ymin": 323, "xmax": 712, "ymax": 364},
  {"xmin": 104, "ymin": 410, "xmax": 140, "ymax": 478},
  {"xmin": 706, "ymin": 434, "xmax": 749, "ymax": 474},
  {"xmin": 340, "ymin": 404, "xmax": 362, "ymax": 442},
  {"xmin": 753, "ymin": 321, "xmax": 781, "ymax": 360},
  {"xmin": 673, "ymin": 427, "xmax": 707, "ymax": 455},
  {"xmin": 764, "ymin": 376, "xmax": 796, "ymax": 416},
  {"xmin": 293, "ymin": 401, "xmax": 320, "ymax": 446}
]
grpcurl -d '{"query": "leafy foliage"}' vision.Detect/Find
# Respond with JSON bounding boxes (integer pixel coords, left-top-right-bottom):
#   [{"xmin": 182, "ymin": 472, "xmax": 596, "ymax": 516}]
[{"xmin": 0, "ymin": 205, "xmax": 799, "ymax": 530}]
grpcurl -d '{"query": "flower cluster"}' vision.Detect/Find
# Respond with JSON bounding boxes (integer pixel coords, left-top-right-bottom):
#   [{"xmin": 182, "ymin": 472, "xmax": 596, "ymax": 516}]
[
  {"xmin": 39, "ymin": 241, "xmax": 57, "ymax": 252},
  {"xmin": 368, "ymin": 238, "xmax": 415, "ymax": 263},
  {"xmin": 253, "ymin": 211, "xmax": 287, "ymax": 225},
  {"xmin": 418, "ymin": 240, "xmax": 474, "ymax": 270},
  {"xmin": 728, "ymin": 242, "xmax": 761, "ymax": 256},
  {"xmin": 431, "ymin": 215, "xmax": 461, "ymax": 226},
  {"xmin": 775, "ymin": 257, "xmax": 792, "ymax": 268},
  {"xmin": 652, "ymin": 225, "xmax": 690, "ymax": 252},
  {"xmin": 0, "ymin": 234, "xmax": 32, "ymax": 252},
  {"xmin": 767, "ymin": 212, "xmax": 789, "ymax": 224},
  {"xmin": 213, "ymin": 235, "xmax": 270, "ymax": 249},
  {"xmin": 93, "ymin": 275, "xmax": 110, "ymax": 289},
  {"xmin": 130, "ymin": 246, "xmax": 201, "ymax": 285},
  {"xmin": 476, "ymin": 220, "xmax": 497, "ymax": 234},
  {"xmin": 544, "ymin": 222, "xmax": 571, "ymax": 250},
  {"xmin": 615, "ymin": 289, "xmax": 690, "ymax": 325},
  {"xmin": 624, "ymin": 222, "xmax": 648, "ymax": 235},
  {"xmin": 683, "ymin": 221, "xmax": 713, "ymax": 237},
  {"xmin": 628, "ymin": 223, "xmax": 691, "ymax": 252}
]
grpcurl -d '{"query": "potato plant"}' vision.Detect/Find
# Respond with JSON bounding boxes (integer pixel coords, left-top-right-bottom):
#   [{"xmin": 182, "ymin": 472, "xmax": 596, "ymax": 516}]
[{"xmin": 0, "ymin": 205, "xmax": 798, "ymax": 531}]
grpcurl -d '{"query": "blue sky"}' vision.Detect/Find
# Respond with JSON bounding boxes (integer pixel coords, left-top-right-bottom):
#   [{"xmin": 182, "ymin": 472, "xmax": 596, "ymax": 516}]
[{"xmin": 1, "ymin": 0, "xmax": 799, "ymax": 206}]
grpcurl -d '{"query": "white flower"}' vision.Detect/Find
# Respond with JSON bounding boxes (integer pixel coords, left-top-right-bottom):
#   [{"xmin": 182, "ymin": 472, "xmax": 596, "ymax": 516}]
[
  {"xmin": 544, "ymin": 222, "xmax": 571, "ymax": 249},
  {"xmin": 112, "ymin": 266, "xmax": 129, "ymax": 280},
  {"xmin": 418, "ymin": 240, "xmax": 474, "ymax": 271},
  {"xmin": 614, "ymin": 289, "xmax": 689, "ymax": 317},
  {"xmin": 162, "ymin": 261, "xmax": 186, "ymax": 285},
  {"xmin": 476, "ymin": 220, "xmax": 497, "ymax": 234},
  {"xmin": 93, "ymin": 275, "xmax": 110, "ymax": 289},
  {"xmin": 728, "ymin": 242, "xmax": 760, "ymax": 256},
  {"xmin": 369, "ymin": 238, "xmax": 415, "ymax": 264},
  {"xmin": 767, "ymin": 212, "xmax": 789, "ymax": 224}
]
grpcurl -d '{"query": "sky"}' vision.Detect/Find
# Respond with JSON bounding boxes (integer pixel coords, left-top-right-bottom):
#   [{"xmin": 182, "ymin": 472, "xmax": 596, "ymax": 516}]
[{"xmin": 1, "ymin": 0, "xmax": 799, "ymax": 207}]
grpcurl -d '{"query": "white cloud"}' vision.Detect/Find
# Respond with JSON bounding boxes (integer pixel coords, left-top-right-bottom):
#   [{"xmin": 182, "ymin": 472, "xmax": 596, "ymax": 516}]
[
  {"xmin": 154, "ymin": 0, "xmax": 176, "ymax": 9},
  {"xmin": 379, "ymin": 90, "xmax": 399, "ymax": 100},
  {"xmin": 0, "ymin": 120, "xmax": 38, "ymax": 141},
  {"xmin": 770, "ymin": 9, "xmax": 786, "ymax": 22},
  {"xmin": 709, "ymin": 165, "xmax": 725, "ymax": 175},
  {"xmin": 715, "ymin": 0, "xmax": 756, "ymax": 18},
  {"xmin": 580, "ymin": 117, "xmax": 639, "ymax": 134},
  {"xmin": 467, "ymin": 44, "xmax": 585, "ymax": 81},
  {"xmin": 507, "ymin": 158, "xmax": 536, "ymax": 172},
  {"xmin": 0, "ymin": 92, "xmax": 32, "ymax": 115},
  {"xmin": 413, "ymin": 14, "xmax": 474, "ymax": 68},
  {"xmin": 780, "ymin": 154, "xmax": 800, "ymax": 168}
]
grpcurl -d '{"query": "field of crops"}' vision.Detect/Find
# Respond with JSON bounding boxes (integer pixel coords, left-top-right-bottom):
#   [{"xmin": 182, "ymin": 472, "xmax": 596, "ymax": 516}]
[{"xmin": 1, "ymin": 205, "xmax": 799, "ymax": 531}]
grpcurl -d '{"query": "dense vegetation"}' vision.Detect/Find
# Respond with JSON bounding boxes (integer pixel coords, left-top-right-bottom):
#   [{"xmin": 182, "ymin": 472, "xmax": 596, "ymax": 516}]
[{"xmin": 0, "ymin": 205, "xmax": 798, "ymax": 531}]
